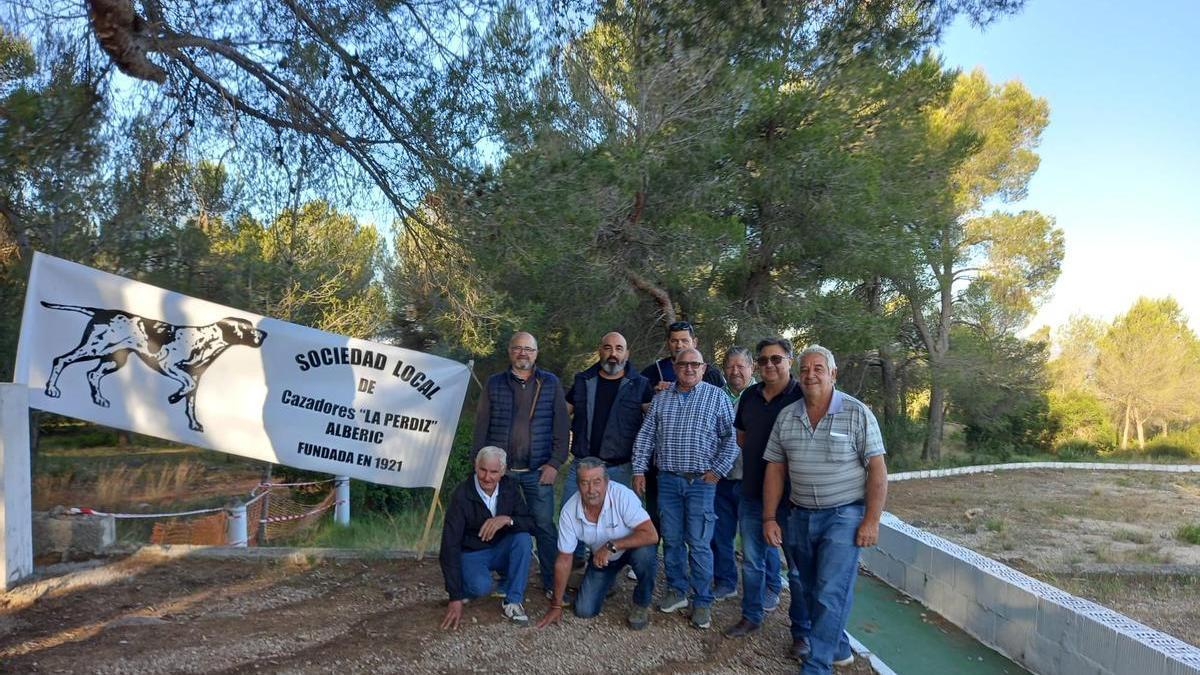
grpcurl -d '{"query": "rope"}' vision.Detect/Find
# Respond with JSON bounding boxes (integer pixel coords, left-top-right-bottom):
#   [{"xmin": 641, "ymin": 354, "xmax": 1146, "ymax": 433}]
[
  {"xmin": 258, "ymin": 500, "xmax": 344, "ymax": 525},
  {"xmin": 67, "ymin": 505, "xmax": 225, "ymax": 519}
]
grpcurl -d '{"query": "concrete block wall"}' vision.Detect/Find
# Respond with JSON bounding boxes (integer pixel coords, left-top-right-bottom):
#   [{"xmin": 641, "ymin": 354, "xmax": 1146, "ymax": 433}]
[{"xmin": 865, "ymin": 459, "xmax": 1200, "ymax": 675}]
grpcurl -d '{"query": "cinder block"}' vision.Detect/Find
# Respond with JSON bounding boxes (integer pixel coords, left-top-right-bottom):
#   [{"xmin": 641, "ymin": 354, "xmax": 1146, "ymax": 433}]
[
  {"xmin": 963, "ymin": 601, "xmax": 997, "ymax": 644},
  {"xmin": 904, "ymin": 564, "xmax": 928, "ymax": 597},
  {"xmin": 923, "ymin": 578, "xmax": 955, "ymax": 615},
  {"xmin": 1037, "ymin": 597, "xmax": 1082, "ymax": 645},
  {"xmin": 32, "ymin": 510, "xmax": 116, "ymax": 558},
  {"xmin": 1163, "ymin": 653, "xmax": 1200, "ymax": 675},
  {"xmin": 1075, "ymin": 617, "xmax": 1119, "ymax": 672},
  {"xmin": 953, "ymin": 559, "xmax": 982, "ymax": 600},
  {"xmin": 912, "ymin": 538, "xmax": 932, "ymax": 573},
  {"xmin": 878, "ymin": 525, "xmax": 917, "ymax": 564},
  {"xmin": 929, "ymin": 546, "xmax": 958, "ymax": 581},
  {"xmin": 1114, "ymin": 633, "xmax": 1168, "ymax": 674},
  {"xmin": 1059, "ymin": 650, "xmax": 1106, "ymax": 675},
  {"xmin": 975, "ymin": 570, "xmax": 1009, "ymax": 613},
  {"xmin": 999, "ymin": 584, "xmax": 1039, "ymax": 623},
  {"xmin": 994, "ymin": 615, "xmax": 1032, "ymax": 661},
  {"xmin": 1026, "ymin": 632, "xmax": 1066, "ymax": 675}
]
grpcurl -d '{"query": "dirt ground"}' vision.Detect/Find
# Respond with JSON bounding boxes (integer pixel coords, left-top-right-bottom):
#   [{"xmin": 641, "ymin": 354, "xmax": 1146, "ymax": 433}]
[
  {"xmin": 0, "ymin": 550, "xmax": 873, "ymax": 674},
  {"xmin": 885, "ymin": 468, "xmax": 1200, "ymax": 646}
]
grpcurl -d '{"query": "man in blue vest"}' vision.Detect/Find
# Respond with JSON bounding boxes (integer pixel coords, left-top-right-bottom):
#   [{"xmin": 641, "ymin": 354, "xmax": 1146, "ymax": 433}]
[{"xmin": 473, "ymin": 331, "xmax": 570, "ymax": 593}]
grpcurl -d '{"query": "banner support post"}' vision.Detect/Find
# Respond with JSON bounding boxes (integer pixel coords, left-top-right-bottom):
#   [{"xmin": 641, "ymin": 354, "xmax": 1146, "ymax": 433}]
[
  {"xmin": 0, "ymin": 383, "xmax": 34, "ymax": 590},
  {"xmin": 416, "ymin": 484, "xmax": 443, "ymax": 561}
]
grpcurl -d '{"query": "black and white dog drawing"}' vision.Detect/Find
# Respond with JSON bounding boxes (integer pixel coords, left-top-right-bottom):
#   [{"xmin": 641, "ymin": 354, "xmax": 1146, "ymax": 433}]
[{"xmin": 41, "ymin": 301, "xmax": 268, "ymax": 432}]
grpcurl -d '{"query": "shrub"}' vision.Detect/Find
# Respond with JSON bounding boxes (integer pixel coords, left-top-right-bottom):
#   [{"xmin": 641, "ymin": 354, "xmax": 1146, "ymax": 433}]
[{"xmin": 1177, "ymin": 524, "xmax": 1200, "ymax": 545}]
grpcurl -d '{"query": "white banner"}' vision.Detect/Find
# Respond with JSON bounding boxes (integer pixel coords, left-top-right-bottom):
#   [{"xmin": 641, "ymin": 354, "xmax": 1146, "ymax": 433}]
[{"xmin": 14, "ymin": 253, "xmax": 469, "ymax": 488}]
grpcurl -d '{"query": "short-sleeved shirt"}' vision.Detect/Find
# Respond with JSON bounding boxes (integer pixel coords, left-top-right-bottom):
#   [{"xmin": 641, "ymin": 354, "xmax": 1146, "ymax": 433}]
[
  {"xmin": 763, "ymin": 390, "xmax": 886, "ymax": 509},
  {"xmin": 557, "ymin": 481, "xmax": 650, "ymax": 561},
  {"xmin": 734, "ymin": 377, "xmax": 803, "ymax": 500}
]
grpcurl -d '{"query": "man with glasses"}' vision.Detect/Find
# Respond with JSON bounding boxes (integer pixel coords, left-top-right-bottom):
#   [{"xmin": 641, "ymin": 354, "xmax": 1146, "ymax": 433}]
[
  {"xmin": 640, "ymin": 320, "xmax": 726, "ymax": 539},
  {"xmin": 723, "ymin": 339, "xmax": 807, "ymax": 656},
  {"xmin": 473, "ymin": 331, "xmax": 570, "ymax": 595},
  {"xmin": 710, "ymin": 345, "xmax": 754, "ymax": 602},
  {"xmin": 763, "ymin": 344, "xmax": 888, "ymax": 673},
  {"xmin": 632, "ymin": 348, "xmax": 738, "ymax": 630}
]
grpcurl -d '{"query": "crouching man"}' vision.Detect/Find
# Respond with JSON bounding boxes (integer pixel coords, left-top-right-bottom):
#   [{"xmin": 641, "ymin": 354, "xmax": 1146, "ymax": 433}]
[
  {"xmin": 440, "ymin": 446, "xmax": 534, "ymax": 629},
  {"xmin": 537, "ymin": 457, "xmax": 659, "ymax": 630}
]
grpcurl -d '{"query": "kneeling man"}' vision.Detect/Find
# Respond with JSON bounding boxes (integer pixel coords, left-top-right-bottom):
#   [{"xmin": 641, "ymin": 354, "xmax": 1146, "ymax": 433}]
[
  {"xmin": 538, "ymin": 457, "xmax": 659, "ymax": 630},
  {"xmin": 440, "ymin": 446, "xmax": 534, "ymax": 629}
]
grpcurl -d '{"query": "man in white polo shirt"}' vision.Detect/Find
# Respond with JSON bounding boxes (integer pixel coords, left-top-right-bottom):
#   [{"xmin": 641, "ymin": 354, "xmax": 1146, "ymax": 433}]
[{"xmin": 537, "ymin": 457, "xmax": 659, "ymax": 630}]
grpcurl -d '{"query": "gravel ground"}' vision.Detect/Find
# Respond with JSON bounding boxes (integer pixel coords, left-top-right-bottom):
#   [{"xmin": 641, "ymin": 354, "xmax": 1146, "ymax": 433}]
[{"xmin": 0, "ymin": 550, "xmax": 874, "ymax": 674}]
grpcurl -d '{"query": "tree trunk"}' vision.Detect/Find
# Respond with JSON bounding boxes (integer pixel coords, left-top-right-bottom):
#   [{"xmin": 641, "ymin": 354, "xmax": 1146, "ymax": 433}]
[
  {"xmin": 1121, "ymin": 402, "xmax": 1131, "ymax": 450},
  {"xmin": 922, "ymin": 380, "xmax": 947, "ymax": 461},
  {"xmin": 1135, "ymin": 411, "xmax": 1146, "ymax": 451},
  {"xmin": 879, "ymin": 350, "xmax": 898, "ymax": 428}
]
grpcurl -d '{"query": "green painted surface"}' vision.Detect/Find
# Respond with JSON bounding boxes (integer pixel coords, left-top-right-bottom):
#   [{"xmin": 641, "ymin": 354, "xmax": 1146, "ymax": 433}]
[{"xmin": 848, "ymin": 573, "xmax": 1031, "ymax": 675}]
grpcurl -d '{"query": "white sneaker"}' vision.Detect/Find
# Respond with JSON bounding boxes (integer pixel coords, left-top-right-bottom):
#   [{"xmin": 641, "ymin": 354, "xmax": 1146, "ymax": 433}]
[
  {"xmin": 626, "ymin": 568, "xmax": 638, "ymax": 580},
  {"xmin": 833, "ymin": 653, "xmax": 854, "ymax": 667},
  {"xmin": 502, "ymin": 602, "xmax": 529, "ymax": 624}
]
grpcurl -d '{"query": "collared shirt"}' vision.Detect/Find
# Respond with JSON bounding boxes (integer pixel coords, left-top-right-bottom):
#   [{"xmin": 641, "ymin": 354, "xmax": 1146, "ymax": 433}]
[
  {"xmin": 557, "ymin": 482, "xmax": 649, "ymax": 562},
  {"xmin": 722, "ymin": 379, "xmax": 755, "ymax": 480},
  {"xmin": 473, "ymin": 475, "xmax": 498, "ymax": 516},
  {"xmin": 763, "ymin": 389, "xmax": 886, "ymax": 509},
  {"xmin": 735, "ymin": 377, "xmax": 803, "ymax": 499},
  {"xmin": 632, "ymin": 381, "xmax": 739, "ymax": 477}
]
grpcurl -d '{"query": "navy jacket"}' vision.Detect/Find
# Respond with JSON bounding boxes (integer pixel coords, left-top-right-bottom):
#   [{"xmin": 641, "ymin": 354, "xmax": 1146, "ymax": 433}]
[
  {"xmin": 473, "ymin": 366, "xmax": 568, "ymax": 469},
  {"xmin": 439, "ymin": 475, "xmax": 533, "ymax": 601},
  {"xmin": 567, "ymin": 363, "xmax": 651, "ymax": 465}
]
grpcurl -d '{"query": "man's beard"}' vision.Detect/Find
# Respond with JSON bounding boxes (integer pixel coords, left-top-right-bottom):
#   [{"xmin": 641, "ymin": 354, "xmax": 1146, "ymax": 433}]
[{"xmin": 601, "ymin": 358, "xmax": 626, "ymax": 376}]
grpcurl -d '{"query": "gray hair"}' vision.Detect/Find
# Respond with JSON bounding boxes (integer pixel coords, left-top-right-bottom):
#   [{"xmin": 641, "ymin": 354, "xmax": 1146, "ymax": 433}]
[
  {"xmin": 475, "ymin": 446, "xmax": 508, "ymax": 471},
  {"xmin": 755, "ymin": 337, "xmax": 794, "ymax": 358},
  {"xmin": 723, "ymin": 346, "xmax": 753, "ymax": 366},
  {"xmin": 798, "ymin": 344, "xmax": 837, "ymax": 371},
  {"xmin": 574, "ymin": 457, "xmax": 607, "ymax": 481}
]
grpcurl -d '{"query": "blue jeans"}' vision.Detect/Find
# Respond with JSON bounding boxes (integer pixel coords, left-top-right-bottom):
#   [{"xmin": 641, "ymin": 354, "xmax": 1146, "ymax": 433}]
[
  {"xmin": 787, "ymin": 502, "xmax": 863, "ymax": 675},
  {"xmin": 740, "ymin": 497, "xmax": 806, "ymax": 631},
  {"xmin": 561, "ymin": 460, "xmax": 633, "ymax": 506},
  {"xmin": 711, "ymin": 478, "xmax": 741, "ymax": 591},
  {"xmin": 510, "ymin": 469, "xmax": 557, "ymax": 589},
  {"xmin": 460, "ymin": 531, "xmax": 532, "ymax": 605},
  {"xmin": 573, "ymin": 543, "xmax": 658, "ymax": 617},
  {"xmin": 657, "ymin": 471, "xmax": 717, "ymax": 607}
]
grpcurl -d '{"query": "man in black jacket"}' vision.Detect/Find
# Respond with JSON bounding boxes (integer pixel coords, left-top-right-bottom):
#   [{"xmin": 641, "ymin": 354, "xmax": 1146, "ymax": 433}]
[{"xmin": 440, "ymin": 446, "xmax": 535, "ymax": 629}]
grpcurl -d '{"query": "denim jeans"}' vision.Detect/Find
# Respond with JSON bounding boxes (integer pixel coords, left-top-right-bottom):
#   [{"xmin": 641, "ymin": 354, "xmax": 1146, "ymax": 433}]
[
  {"xmin": 561, "ymin": 460, "xmax": 633, "ymax": 506},
  {"xmin": 739, "ymin": 497, "xmax": 806, "ymax": 628},
  {"xmin": 509, "ymin": 469, "xmax": 557, "ymax": 589},
  {"xmin": 460, "ymin": 531, "xmax": 532, "ymax": 605},
  {"xmin": 786, "ymin": 502, "xmax": 863, "ymax": 675},
  {"xmin": 573, "ymin": 543, "xmax": 658, "ymax": 617},
  {"xmin": 711, "ymin": 478, "xmax": 741, "ymax": 592},
  {"xmin": 657, "ymin": 471, "xmax": 717, "ymax": 607}
]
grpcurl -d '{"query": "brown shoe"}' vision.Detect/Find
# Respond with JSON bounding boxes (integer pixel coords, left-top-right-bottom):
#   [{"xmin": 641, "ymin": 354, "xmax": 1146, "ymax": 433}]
[
  {"xmin": 789, "ymin": 636, "xmax": 811, "ymax": 660},
  {"xmin": 722, "ymin": 618, "xmax": 761, "ymax": 638}
]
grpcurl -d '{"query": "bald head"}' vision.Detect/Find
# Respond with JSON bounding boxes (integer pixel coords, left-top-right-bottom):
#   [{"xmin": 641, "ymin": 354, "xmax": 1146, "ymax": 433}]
[{"xmin": 598, "ymin": 331, "xmax": 629, "ymax": 377}]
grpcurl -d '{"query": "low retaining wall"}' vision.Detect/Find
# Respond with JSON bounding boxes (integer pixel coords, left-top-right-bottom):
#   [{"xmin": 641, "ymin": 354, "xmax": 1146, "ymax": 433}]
[{"xmin": 864, "ymin": 462, "xmax": 1200, "ymax": 675}]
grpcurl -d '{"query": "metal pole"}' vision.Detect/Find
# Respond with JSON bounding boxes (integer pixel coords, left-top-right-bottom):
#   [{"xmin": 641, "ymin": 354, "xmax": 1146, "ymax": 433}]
[
  {"xmin": 256, "ymin": 463, "xmax": 272, "ymax": 544},
  {"xmin": 226, "ymin": 500, "xmax": 247, "ymax": 547},
  {"xmin": 334, "ymin": 476, "xmax": 350, "ymax": 526},
  {"xmin": 0, "ymin": 383, "xmax": 33, "ymax": 590}
]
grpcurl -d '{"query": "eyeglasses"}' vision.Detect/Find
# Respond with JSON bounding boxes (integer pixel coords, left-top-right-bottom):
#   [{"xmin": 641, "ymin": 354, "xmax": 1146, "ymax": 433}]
[
  {"xmin": 510, "ymin": 345, "xmax": 537, "ymax": 353},
  {"xmin": 674, "ymin": 361, "xmax": 704, "ymax": 370},
  {"xmin": 756, "ymin": 354, "xmax": 789, "ymax": 366}
]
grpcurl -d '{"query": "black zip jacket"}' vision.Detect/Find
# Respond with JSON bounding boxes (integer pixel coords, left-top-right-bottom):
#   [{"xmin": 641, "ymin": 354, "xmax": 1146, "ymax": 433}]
[{"xmin": 439, "ymin": 474, "xmax": 534, "ymax": 601}]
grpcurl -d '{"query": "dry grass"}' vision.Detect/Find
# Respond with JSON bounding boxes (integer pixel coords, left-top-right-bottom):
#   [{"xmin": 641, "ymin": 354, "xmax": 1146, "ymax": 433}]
[{"xmin": 94, "ymin": 461, "xmax": 207, "ymax": 508}]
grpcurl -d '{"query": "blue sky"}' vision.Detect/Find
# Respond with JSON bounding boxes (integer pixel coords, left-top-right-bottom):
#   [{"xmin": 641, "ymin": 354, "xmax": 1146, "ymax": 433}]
[{"xmin": 936, "ymin": 0, "xmax": 1200, "ymax": 336}]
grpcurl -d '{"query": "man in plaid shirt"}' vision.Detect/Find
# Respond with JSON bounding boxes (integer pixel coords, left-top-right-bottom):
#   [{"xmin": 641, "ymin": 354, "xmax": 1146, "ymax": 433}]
[{"xmin": 632, "ymin": 348, "xmax": 739, "ymax": 630}]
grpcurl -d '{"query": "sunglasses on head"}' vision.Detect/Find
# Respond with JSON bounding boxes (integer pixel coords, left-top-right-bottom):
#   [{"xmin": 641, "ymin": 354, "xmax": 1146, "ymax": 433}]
[{"xmin": 756, "ymin": 354, "xmax": 789, "ymax": 366}]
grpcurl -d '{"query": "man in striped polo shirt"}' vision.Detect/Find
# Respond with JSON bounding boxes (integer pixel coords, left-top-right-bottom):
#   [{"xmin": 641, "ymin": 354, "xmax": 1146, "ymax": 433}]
[
  {"xmin": 633, "ymin": 347, "xmax": 739, "ymax": 631},
  {"xmin": 762, "ymin": 344, "xmax": 888, "ymax": 675}
]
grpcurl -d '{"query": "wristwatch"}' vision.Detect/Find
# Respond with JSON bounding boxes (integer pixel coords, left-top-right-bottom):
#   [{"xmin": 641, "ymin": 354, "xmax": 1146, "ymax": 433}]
[{"xmin": 605, "ymin": 541, "xmax": 618, "ymax": 554}]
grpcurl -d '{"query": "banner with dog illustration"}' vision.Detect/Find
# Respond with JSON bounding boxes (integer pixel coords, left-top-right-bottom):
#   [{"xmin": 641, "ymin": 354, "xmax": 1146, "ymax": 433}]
[{"xmin": 14, "ymin": 252, "xmax": 470, "ymax": 488}]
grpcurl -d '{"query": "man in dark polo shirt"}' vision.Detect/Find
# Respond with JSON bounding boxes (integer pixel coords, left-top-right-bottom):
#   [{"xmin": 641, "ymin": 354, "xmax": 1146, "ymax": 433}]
[{"xmin": 723, "ymin": 337, "xmax": 810, "ymax": 653}]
